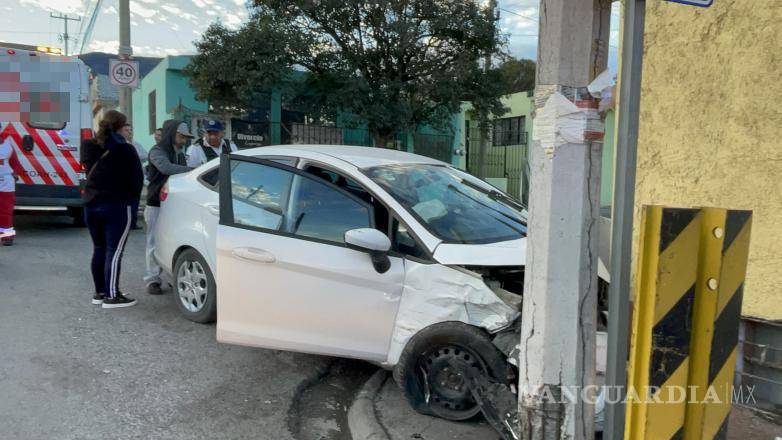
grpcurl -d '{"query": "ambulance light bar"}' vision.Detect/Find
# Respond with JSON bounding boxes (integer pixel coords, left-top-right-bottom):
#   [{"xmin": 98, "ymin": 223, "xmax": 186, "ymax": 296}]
[{"xmin": 36, "ymin": 46, "xmax": 63, "ymax": 55}]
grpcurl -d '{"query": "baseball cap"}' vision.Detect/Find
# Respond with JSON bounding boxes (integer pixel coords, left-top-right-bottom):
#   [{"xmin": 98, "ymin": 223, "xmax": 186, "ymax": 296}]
[
  {"xmin": 177, "ymin": 122, "xmax": 194, "ymax": 138},
  {"xmin": 204, "ymin": 119, "xmax": 224, "ymax": 132}
]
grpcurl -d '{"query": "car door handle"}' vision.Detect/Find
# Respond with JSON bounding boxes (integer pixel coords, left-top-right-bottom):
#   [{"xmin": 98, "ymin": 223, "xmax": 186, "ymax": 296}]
[
  {"xmin": 205, "ymin": 204, "xmax": 220, "ymax": 216},
  {"xmin": 232, "ymin": 247, "xmax": 276, "ymax": 263}
]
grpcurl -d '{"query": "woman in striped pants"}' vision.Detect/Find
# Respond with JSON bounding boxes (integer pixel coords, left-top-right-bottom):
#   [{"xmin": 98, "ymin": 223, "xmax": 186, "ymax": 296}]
[{"xmin": 81, "ymin": 110, "xmax": 144, "ymax": 308}]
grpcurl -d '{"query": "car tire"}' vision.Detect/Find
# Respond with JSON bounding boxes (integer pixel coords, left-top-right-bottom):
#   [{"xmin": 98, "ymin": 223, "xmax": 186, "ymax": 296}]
[
  {"xmin": 174, "ymin": 249, "xmax": 217, "ymax": 324},
  {"xmin": 393, "ymin": 321, "xmax": 509, "ymax": 421}
]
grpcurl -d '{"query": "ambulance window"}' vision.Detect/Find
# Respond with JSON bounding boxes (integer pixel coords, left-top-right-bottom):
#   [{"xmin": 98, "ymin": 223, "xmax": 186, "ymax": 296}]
[{"xmin": 26, "ymin": 91, "xmax": 69, "ymax": 130}]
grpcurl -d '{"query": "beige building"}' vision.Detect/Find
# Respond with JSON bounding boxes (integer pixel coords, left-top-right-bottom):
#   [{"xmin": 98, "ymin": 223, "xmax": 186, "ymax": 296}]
[
  {"xmin": 89, "ymin": 74, "xmax": 119, "ymax": 131},
  {"xmin": 635, "ymin": 1, "xmax": 781, "ymax": 322},
  {"xmin": 633, "ymin": 0, "xmax": 781, "ymax": 406}
]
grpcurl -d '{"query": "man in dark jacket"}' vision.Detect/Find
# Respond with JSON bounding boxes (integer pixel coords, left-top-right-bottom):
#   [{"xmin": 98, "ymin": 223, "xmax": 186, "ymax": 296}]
[{"xmin": 144, "ymin": 119, "xmax": 193, "ymax": 295}]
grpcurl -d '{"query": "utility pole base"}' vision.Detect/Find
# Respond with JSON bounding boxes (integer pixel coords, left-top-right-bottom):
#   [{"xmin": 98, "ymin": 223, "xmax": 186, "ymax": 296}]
[{"xmin": 519, "ymin": 392, "xmax": 566, "ymax": 440}]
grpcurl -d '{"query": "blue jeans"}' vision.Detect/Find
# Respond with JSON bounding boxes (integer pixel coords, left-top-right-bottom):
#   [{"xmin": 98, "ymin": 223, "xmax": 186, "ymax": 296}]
[{"xmin": 85, "ymin": 202, "xmax": 132, "ymax": 298}]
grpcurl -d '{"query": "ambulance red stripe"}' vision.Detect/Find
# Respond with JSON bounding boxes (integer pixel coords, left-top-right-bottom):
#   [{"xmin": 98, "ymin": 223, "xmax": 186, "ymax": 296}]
[
  {"xmin": 0, "ymin": 123, "xmax": 56, "ymax": 185},
  {"xmin": 24, "ymin": 124, "xmax": 74, "ymax": 186},
  {"xmin": 45, "ymin": 129, "xmax": 81, "ymax": 173},
  {"xmin": 0, "ymin": 125, "xmax": 34, "ymax": 185},
  {"xmin": 0, "ymin": 124, "xmax": 34, "ymax": 184}
]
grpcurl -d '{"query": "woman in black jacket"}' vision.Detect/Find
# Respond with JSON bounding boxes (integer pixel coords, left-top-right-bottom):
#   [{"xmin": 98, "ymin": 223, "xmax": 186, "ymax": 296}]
[{"xmin": 81, "ymin": 110, "xmax": 144, "ymax": 308}]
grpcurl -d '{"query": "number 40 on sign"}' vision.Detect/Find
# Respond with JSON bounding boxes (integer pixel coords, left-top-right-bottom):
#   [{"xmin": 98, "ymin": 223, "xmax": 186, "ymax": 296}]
[{"xmin": 109, "ymin": 59, "xmax": 140, "ymax": 88}]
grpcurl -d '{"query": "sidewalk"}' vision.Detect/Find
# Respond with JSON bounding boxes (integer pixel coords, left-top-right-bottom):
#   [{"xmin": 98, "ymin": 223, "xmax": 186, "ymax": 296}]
[{"xmin": 349, "ymin": 370, "xmax": 781, "ymax": 440}]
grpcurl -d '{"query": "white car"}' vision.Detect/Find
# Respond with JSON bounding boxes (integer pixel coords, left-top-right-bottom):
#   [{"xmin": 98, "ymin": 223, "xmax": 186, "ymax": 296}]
[{"xmin": 154, "ymin": 145, "xmax": 532, "ymax": 420}]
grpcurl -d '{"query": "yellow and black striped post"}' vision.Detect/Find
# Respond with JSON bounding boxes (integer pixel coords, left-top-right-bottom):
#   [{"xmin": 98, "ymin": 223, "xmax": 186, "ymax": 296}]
[
  {"xmin": 624, "ymin": 206, "xmax": 752, "ymax": 440},
  {"xmin": 684, "ymin": 209, "xmax": 752, "ymax": 439}
]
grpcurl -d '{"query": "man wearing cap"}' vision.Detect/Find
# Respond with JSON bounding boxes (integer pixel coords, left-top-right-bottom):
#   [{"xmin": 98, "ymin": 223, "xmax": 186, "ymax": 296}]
[
  {"xmin": 186, "ymin": 119, "xmax": 238, "ymax": 168},
  {"xmin": 144, "ymin": 119, "xmax": 194, "ymax": 295}
]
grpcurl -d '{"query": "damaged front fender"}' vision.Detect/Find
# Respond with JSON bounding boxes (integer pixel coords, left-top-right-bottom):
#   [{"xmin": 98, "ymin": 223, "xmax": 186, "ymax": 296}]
[{"xmin": 385, "ymin": 261, "xmax": 520, "ymax": 367}]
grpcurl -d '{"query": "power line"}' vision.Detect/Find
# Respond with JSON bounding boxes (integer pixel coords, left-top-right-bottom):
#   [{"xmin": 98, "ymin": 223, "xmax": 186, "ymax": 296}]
[
  {"xmin": 497, "ymin": 7, "xmax": 538, "ymax": 23},
  {"xmin": 499, "ymin": 8, "xmax": 619, "ymax": 49},
  {"xmin": 50, "ymin": 12, "xmax": 82, "ymax": 56},
  {"xmin": 0, "ymin": 30, "xmax": 58, "ymax": 34}
]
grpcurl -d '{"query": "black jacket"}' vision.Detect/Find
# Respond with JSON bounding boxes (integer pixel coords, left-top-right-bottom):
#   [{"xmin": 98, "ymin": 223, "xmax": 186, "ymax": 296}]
[
  {"xmin": 146, "ymin": 119, "xmax": 191, "ymax": 207},
  {"xmin": 81, "ymin": 132, "xmax": 144, "ymax": 205}
]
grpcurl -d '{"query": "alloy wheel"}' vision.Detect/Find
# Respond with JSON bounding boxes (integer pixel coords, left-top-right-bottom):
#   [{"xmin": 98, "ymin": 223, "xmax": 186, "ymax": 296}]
[{"xmin": 177, "ymin": 260, "xmax": 209, "ymax": 313}]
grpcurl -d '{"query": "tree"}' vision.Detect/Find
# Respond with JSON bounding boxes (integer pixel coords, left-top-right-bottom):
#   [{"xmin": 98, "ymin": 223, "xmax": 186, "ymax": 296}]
[
  {"xmin": 497, "ymin": 58, "xmax": 536, "ymax": 95},
  {"xmin": 185, "ymin": 0, "xmax": 510, "ymax": 146}
]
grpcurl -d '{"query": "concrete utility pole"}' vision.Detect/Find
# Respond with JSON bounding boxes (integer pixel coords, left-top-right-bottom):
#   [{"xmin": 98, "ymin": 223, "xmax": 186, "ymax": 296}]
[
  {"xmin": 118, "ymin": 0, "xmax": 133, "ymax": 119},
  {"xmin": 476, "ymin": 0, "xmax": 497, "ymax": 179},
  {"xmin": 518, "ymin": 0, "xmax": 611, "ymax": 439},
  {"xmin": 50, "ymin": 12, "xmax": 81, "ymax": 56}
]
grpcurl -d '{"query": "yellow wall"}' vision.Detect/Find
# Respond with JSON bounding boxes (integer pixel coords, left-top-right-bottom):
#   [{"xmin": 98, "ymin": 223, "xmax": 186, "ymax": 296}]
[{"xmin": 635, "ymin": 1, "xmax": 782, "ymax": 320}]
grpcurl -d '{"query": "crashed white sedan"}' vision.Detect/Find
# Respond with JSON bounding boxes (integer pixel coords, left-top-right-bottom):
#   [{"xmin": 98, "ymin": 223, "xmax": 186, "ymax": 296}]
[{"xmin": 154, "ymin": 145, "xmax": 529, "ymax": 421}]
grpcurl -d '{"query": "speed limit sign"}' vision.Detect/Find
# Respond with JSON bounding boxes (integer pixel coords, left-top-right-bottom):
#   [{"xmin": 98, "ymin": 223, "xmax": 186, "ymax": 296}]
[{"xmin": 109, "ymin": 59, "xmax": 140, "ymax": 88}]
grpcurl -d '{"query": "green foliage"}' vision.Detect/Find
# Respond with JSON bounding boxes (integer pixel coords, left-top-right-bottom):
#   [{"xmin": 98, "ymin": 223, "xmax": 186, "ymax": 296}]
[
  {"xmin": 185, "ymin": 0, "xmax": 514, "ymax": 142},
  {"xmin": 497, "ymin": 58, "xmax": 536, "ymax": 95}
]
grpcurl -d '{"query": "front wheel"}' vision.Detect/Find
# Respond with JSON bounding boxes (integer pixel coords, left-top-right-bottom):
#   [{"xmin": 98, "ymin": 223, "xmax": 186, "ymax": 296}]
[
  {"xmin": 393, "ymin": 322, "xmax": 509, "ymax": 421},
  {"xmin": 174, "ymin": 249, "xmax": 217, "ymax": 323}
]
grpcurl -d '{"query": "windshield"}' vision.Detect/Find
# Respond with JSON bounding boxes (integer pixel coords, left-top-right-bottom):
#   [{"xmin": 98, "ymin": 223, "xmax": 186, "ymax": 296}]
[{"xmin": 365, "ymin": 164, "xmax": 527, "ymax": 244}]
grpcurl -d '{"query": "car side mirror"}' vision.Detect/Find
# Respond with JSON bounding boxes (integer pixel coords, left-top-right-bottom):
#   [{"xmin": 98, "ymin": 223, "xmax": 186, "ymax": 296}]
[{"xmin": 344, "ymin": 228, "xmax": 392, "ymax": 273}]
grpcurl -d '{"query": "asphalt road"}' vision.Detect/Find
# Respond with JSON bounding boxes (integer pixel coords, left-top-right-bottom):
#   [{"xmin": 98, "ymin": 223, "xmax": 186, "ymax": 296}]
[
  {"xmin": 4, "ymin": 213, "xmax": 778, "ymax": 440},
  {"xmin": 0, "ymin": 213, "xmax": 371, "ymax": 440}
]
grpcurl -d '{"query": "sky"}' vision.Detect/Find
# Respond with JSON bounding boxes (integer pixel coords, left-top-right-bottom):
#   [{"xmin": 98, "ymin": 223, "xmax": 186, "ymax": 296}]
[{"xmin": 0, "ymin": 0, "xmax": 619, "ymax": 71}]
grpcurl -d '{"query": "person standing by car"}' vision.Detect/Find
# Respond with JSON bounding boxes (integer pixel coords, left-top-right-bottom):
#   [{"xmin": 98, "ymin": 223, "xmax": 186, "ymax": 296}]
[
  {"xmin": 0, "ymin": 136, "xmax": 23, "ymax": 246},
  {"xmin": 186, "ymin": 119, "xmax": 237, "ymax": 167},
  {"xmin": 119, "ymin": 123, "xmax": 146, "ymax": 230},
  {"xmin": 153, "ymin": 127, "xmax": 163, "ymax": 145},
  {"xmin": 81, "ymin": 110, "xmax": 144, "ymax": 308},
  {"xmin": 144, "ymin": 119, "xmax": 193, "ymax": 295}
]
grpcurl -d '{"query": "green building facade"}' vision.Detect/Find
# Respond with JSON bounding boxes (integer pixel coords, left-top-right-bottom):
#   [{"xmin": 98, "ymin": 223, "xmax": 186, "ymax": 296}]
[{"xmin": 131, "ymin": 56, "xmax": 615, "ymax": 205}]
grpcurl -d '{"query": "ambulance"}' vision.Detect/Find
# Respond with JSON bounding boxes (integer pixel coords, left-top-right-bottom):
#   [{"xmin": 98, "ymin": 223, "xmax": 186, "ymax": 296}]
[{"xmin": 0, "ymin": 42, "xmax": 92, "ymax": 223}]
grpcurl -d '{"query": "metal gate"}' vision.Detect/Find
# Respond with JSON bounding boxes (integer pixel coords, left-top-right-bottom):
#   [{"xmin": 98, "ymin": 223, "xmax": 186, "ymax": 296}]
[{"xmin": 465, "ymin": 121, "xmax": 529, "ymax": 202}]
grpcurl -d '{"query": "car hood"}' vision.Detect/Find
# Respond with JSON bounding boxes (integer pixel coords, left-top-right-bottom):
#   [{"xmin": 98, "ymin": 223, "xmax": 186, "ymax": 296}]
[{"xmin": 432, "ymin": 237, "xmax": 526, "ymax": 266}]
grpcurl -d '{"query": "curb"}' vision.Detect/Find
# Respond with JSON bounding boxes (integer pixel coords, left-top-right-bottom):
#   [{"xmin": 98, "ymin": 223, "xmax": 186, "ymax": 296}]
[{"xmin": 348, "ymin": 369, "xmax": 390, "ymax": 440}]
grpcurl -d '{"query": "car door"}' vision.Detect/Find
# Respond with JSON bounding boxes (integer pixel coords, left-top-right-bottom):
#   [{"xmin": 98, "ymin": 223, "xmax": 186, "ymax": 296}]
[
  {"xmin": 198, "ymin": 157, "xmax": 297, "ymax": 269},
  {"xmin": 215, "ymin": 154, "xmax": 405, "ymax": 363}
]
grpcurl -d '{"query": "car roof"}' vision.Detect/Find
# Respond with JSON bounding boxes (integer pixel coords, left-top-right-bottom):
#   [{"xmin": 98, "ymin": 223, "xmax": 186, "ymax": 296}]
[{"xmin": 234, "ymin": 144, "xmax": 449, "ymax": 169}]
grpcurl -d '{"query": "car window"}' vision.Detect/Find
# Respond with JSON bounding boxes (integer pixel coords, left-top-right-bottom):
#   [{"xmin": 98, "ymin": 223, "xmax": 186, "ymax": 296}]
[
  {"xmin": 202, "ymin": 157, "xmax": 295, "ymax": 192},
  {"xmin": 230, "ymin": 161, "xmax": 292, "ymax": 231},
  {"xmin": 200, "ymin": 167, "xmax": 220, "ymax": 188},
  {"xmin": 365, "ymin": 164, "xmax": 527, "ymax": 244},
  {"xmin": 392, "ymin": 218, "xmax": 427, "ymax": 259},
  {"xmin": 287, "ymin": 174, "xmax": 372, "ymax": 244}
]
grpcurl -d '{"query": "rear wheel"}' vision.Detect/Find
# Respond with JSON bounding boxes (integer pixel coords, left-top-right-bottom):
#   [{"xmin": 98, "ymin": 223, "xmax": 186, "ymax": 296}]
[
  {"xmin": 174, "ymin": 249, "xmax": 217, "ymax": 323},
  {"xmin": 393, "ymin": 322, "xmax": 509, "ymax": 421}
]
